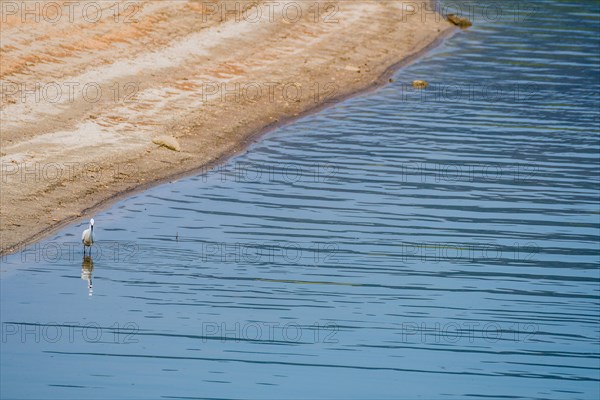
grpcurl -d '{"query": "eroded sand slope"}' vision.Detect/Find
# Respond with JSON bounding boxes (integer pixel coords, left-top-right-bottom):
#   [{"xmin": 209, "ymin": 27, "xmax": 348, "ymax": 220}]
[{"xmin": 0, "ymin": 0, "xmax": 452, "ymax": 253}]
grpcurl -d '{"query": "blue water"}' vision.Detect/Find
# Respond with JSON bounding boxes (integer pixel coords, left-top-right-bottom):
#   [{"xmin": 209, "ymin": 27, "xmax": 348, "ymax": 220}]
[{"xmin": 2, "ymin": 1, "xmax": 599, "ymax": 399}]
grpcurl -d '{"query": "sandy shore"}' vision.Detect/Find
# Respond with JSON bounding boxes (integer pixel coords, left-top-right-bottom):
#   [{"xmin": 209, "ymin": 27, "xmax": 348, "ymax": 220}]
[{"xmin": 0, "ymin": 0, "xmax": 453, "ymax": 255}]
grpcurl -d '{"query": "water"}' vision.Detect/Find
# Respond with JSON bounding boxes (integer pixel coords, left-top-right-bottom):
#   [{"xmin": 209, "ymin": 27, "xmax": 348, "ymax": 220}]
[{"xmin": 2, "ymin": 1, "xmax": 599, "ymax": 399}]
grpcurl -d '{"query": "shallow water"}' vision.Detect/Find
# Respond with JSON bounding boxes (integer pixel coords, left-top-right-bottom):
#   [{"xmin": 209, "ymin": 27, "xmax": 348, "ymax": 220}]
[{"xmin": 2, "ymin": 1, "xmax": 599, "ymax": 399}]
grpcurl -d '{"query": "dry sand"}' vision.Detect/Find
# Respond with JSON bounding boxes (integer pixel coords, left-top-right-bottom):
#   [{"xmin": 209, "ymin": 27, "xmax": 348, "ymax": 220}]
[{"xmin": 0, "ymin": 0, "xmax": 454, "ymax": 254}]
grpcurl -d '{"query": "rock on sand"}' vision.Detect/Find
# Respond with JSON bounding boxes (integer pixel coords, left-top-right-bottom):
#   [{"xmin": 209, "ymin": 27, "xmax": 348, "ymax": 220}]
[{"xmin": 152, "ymin": 136, "xmax": 181, "ymax": 152}]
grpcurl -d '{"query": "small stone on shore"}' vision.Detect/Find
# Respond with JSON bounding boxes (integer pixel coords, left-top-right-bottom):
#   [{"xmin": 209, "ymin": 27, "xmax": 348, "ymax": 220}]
[
  {"xmin": 447, "ymin": 14, "xmax": 472, "ymax": 29},
  {"xmin": 152, "ymin": 136, "xmax": 181, "ymax": 151}
]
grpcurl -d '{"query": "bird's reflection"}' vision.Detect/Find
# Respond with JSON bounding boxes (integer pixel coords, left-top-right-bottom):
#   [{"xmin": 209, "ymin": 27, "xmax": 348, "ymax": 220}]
[{"xmin": 81, "ymin": 256, "xmax": 94, "ymax": 296}]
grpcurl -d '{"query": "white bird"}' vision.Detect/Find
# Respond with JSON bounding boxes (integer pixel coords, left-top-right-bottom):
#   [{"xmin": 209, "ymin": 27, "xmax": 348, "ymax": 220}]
[{"xmin": 81, "ymin": 218, "xmax": 95, "ymax": 256}]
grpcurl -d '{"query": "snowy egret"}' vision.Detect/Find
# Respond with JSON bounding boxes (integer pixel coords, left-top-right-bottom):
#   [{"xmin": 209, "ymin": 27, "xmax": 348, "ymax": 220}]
[{"xmin": 82, "ymin": 218, "xmax": 95, "ymax": 256}]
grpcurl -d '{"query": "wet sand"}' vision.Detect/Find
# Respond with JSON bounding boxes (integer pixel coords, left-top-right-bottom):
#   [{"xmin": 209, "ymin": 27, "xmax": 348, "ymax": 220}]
[{"xmin": 0, "ymin": 0, "xmax": 454, "ymax": 254}]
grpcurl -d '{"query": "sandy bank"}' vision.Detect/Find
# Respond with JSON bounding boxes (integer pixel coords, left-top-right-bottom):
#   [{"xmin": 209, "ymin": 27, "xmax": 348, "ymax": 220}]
[{"xmin": 0, "ymin": 0, "xmax": 454, "ymax": 255}]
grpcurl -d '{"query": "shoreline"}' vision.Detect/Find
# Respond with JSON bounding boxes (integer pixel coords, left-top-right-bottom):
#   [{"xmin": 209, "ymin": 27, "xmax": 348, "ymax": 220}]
[{"xmin": 1, "ymin": 1, "xmax": 455, "ymax": 256}]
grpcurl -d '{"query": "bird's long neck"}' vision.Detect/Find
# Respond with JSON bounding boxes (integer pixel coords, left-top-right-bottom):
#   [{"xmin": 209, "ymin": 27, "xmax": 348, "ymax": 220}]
[{"xmin": 91, "ymin": 225, "xmax": 94, "ymax": 232}]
